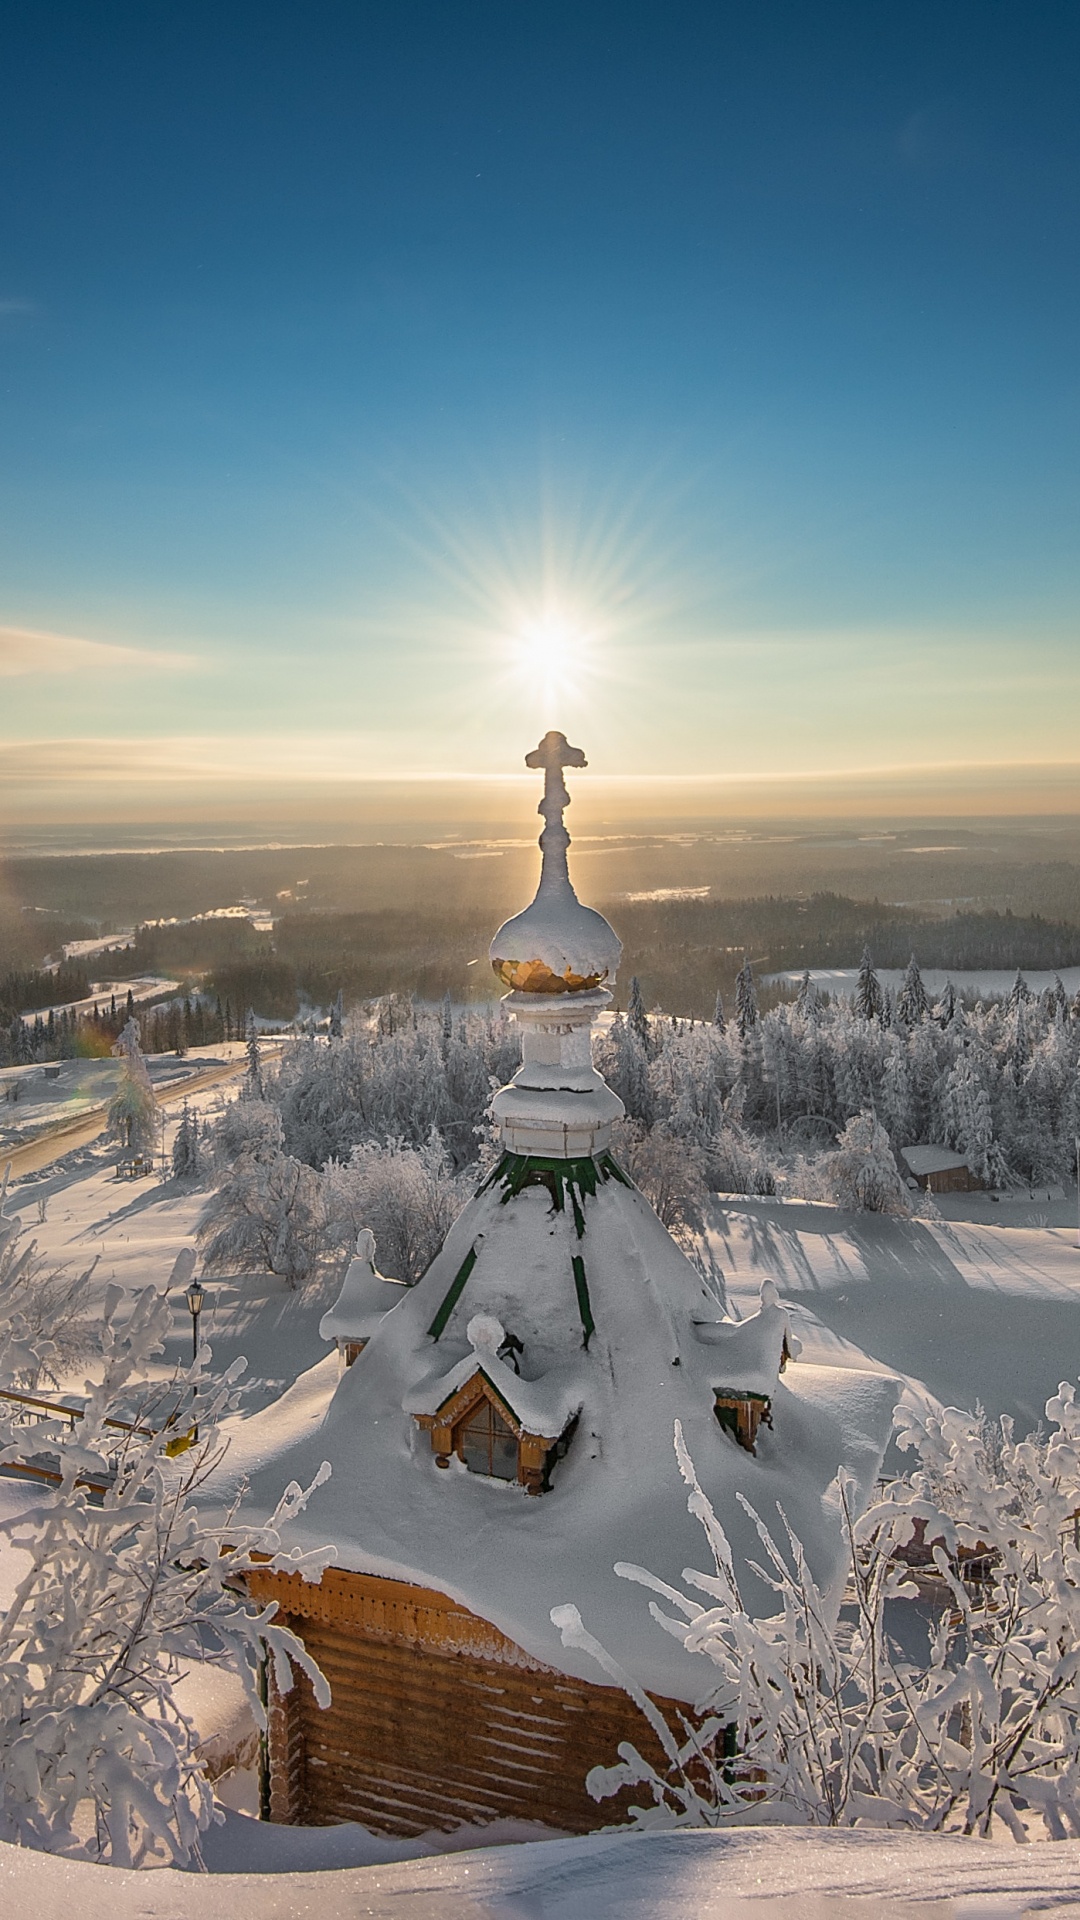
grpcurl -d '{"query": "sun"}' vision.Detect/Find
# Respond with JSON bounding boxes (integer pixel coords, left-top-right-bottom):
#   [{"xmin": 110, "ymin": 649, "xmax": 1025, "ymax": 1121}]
[{"xmin": 515, "ymin": 611, "xmax": 592, "ymax": 723}]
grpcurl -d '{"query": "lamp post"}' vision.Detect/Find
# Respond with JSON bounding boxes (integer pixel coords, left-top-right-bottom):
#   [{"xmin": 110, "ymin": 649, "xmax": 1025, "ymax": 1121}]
[{"xmin": 185, "ymin": 1274, "xmax": 205, "ymax": 1366}]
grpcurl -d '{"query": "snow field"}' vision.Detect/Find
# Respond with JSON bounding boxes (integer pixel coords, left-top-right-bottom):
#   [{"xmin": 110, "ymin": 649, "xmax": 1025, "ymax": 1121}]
[{"xmin": 7, "ymin": 1825, "xmax": 1080, "ymax": 1913}]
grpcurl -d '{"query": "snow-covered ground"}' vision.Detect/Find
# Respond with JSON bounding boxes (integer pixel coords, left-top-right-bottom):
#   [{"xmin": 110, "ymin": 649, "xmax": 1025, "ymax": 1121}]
[
  {"xmin": 766, "ymin": 966, "xmax": 1080, "ymax": 1002},
  {"xmin": 7, "ymin": 1825, "xmax": 1080, "ymax": 1913}
]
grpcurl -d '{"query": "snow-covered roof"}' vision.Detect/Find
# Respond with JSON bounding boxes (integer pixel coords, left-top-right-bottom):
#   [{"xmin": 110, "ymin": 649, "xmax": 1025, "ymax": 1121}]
[
  {"xmin": 219, "ymin": 1161, "xmax": 898, "ymax": 1703},
  {"xmin": 900, "ymin": 1145, "xmax": 970, "ymax": 1176},
  {"xmin": 319, "ymin": 1230, "xmax": 408, "ymax": 1344},
  {"xmin": 693, "ymin": 1279, "xmax": 796, "ymax": 1396}
]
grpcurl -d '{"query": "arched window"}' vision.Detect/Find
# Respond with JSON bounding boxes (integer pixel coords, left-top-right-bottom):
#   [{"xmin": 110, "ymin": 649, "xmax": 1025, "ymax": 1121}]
[{"xmin": 456, "ymin": 1399, "xmax": 519, "ymax": 1481}]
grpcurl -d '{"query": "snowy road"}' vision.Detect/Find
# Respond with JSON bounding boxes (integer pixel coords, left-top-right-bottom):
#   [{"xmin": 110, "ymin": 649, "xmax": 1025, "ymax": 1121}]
[{"xmin": 2, "ymin": 1053, "xmax": 275, "ymax": 1177}]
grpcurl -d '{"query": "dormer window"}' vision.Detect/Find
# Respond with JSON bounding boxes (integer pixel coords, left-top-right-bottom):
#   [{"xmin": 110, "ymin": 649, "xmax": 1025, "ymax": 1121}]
[
  {"xmin": 713, "ymin": 1389, "xmax": 772, "ymax": 1454},
  {"xmin": 458, "ymin": 1398, "xmax": 520, "ymax": 1481}
]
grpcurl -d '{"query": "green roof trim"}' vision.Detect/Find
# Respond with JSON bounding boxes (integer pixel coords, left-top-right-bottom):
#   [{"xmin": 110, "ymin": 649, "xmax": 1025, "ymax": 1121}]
[
  {"xmin": 571, "ymin": 1253, "xmax": 595, "ymax": 1349},
  {"xmin": 431, "ymin": 1149, "xmax": 630, "ymax": 1347},
  {"xmin": 427, "ymin": 1243, "xmax": 478, "ymax": 1341}
]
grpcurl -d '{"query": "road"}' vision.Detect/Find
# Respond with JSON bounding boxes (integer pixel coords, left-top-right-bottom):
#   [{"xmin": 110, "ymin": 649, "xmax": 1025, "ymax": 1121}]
[{"xmin": 1, "ymin": 1056, "xmax": 268, "ymax": 1179}]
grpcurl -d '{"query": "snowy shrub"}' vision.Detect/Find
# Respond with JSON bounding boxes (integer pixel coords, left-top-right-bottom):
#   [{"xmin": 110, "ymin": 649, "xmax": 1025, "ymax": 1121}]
[
  {"xmin": 558, "ymin": 1395, "xmax": 1080, "ymax": 1841},
  {"xmin": 322, "ymin": 1132, "xmax": 472, "ymax": 1283},
  {"xmin": 0, "ymin": 1209, "xmax": 330, "ymax": 1867},
  {"xmin": 612, "ymin": 1120, "xmax": 708, "ymax": 1238},
  {"xmin": 198, "ymin": 1147, "xmax": 325, "ymax": 1287},
  {"xmin": 211, "ymin": 1094, "xmax": 285, "ymax": 1170},
  {"xmin": 824, "ymin": 1111, "xmax": 911, "ymax": 1215},
  {"xmin": 0, "ymin": 1173, "xmax": 99, "ymax": 1389}
]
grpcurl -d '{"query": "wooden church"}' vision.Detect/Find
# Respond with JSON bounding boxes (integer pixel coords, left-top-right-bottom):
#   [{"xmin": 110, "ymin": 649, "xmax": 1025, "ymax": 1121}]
[{"xmin": 232, "ymin": 731, "xmax": 897, "ymax": 1837}]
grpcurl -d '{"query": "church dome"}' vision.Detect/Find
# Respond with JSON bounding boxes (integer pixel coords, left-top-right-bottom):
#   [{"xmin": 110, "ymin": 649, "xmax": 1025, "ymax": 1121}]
[{"xmin": 490, "ymin": 732, "xmax": 622, "ymax": 995}]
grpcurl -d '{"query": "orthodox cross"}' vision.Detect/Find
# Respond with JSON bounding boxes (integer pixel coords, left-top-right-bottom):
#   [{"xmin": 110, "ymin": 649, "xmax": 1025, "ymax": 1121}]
[{"xmin": 525, "ymin": 731, "xmax": 587, "ymax": 893}]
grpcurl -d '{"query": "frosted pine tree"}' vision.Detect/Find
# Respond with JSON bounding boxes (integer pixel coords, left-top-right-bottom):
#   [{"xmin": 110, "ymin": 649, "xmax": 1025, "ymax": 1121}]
[
  {"xmin": 627, "ymin": 976, "xmax": 650, "ymax": 1053},
  {"xmin": 244, "ymin": 1008, "xmax": 263, "ymax": 1094},
  {"xmin": 934, "ymin": 979, "xmax": 958, "ymax": 1027},
  {"xmin": 853, "ymin": 946, "xmax": 884, "ymax": 1023},
  {"xmin": 942, "ymin": 1050, "xmax": 1007, "ymax": 1188},
  {"xmin": 1007, "ymin": 970, "xmax": 1032, "ymax": 1011},
  {"xmin": 713, "ymin": 988, "xmax": 726, "ymax": 1032},
  {"xmin": 328, "ymin": 989, "xmax": 344, "ymax": 1040},
  {"xmin": 734, "ymin": 961, "xmax": 758, "ymax": 1040},
  {"xmin": 794, "ymin": 970, "xmax": 817, "ymax": 1019},
  {"xmin": 170, "ymin": 1101, "xmax": 201, "ymax": 1181},
  {"xmin": 826, "ymin": 1110, "xmax": 911, "ymax": 1214},
  {"xmin": 107, "ymin": 1017, "xmax": 158, "ymax": 1159},
  {"xmin": 896, "ymin": 955, "xmax": 928, "ymax": 1027}
]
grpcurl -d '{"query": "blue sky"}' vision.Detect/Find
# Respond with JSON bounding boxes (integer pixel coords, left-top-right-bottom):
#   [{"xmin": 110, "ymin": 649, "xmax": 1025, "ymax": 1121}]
[{"xmin": 1, "ymin": 0, "xmax": 1078, "ymax": 818}]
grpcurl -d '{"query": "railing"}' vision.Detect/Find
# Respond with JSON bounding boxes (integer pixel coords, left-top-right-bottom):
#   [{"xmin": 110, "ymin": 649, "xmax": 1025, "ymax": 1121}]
[{"xmin": 0, "ymin": 1387, "xmax": 197, "ymax": 1492}]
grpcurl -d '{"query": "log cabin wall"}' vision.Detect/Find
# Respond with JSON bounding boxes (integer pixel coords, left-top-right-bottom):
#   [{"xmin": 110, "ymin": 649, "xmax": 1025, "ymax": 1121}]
[{"xmin": 248, "ymin": 1564, "xmax": 688, "ymax": 1836}]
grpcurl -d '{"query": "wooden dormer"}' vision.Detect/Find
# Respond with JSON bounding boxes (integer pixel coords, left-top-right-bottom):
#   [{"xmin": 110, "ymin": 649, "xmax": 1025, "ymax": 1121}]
[
  {"xmin": 413, "ymin": 1369, "xmax": 573, "ymax": 1496},
  {"xmin": 713, "ymin": 1388, "xmax": 772, "ymax": 1454}
]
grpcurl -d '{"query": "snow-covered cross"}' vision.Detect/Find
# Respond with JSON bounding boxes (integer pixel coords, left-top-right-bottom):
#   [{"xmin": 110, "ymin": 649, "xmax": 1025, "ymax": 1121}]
[{"xmin": 525, "ymin": 731, "xmax": 587, "ymax": 891}]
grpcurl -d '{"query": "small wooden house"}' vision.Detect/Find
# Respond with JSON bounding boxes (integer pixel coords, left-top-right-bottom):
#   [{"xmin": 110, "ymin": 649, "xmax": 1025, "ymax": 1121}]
[{"xmin": 900, "ymin": 1144, "xmax": 984, "ymax": 1194}]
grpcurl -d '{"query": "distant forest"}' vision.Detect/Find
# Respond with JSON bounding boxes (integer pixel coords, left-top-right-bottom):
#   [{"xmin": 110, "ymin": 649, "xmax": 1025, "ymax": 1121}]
[
  {"xmin": 5, "ymin": 890, "xmax": 1080, "ymax": 1033},
  {"xmin": 174, "ymin": 896, "xmax": 1080, "ymax": 1022}
]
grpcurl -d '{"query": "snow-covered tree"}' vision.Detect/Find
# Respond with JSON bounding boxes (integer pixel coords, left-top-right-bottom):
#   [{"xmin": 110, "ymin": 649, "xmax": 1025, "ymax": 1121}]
[
  {"xmin": 627, "ymin": 976, "xmax": 650, "ymax": 1054},
  {"xmin": 734, "ymin": 961, "xmax": 758, "ymax": 1040},
  {"xmin": 853, "ymin": 946, "xmax": 884, "ymax": 1023},
  {"xmin": 941, "ymin": 1051, "xmax": 1007, "ymax": 1189},
  {"xmin": 558, "ymin": 1390, "xmax": 1080, "ymax": 1840},
  {"xmin": 171, "ymin": 1101, "xmax": 201, "ymax": 1182},
  {"xmin": 244, "ymin": 1008, "xmax": 262, "ymax": 1094},
  {"xmin": 328, "ymin": 989, "xmax": 344, "ymax": 1041},
  {"xmin": 896, "ymin": 955, "xmax": 928, "ymax": 1027},
  {"xmin": 199, "ymin": 1145, "xmax": 325, "ymax": 1288},
  {"xmin": 107, "ymin": 1018, "xmax": 158, "ymax": 1158},
  {"xmin": 322, "ymin": 1133, "xmax": 471, "ymax": 1283},
  {"xmin": 825, "ymin": 1110, "xmax": 911, "ymax": 1215},
  {"xmin": 611, "ymin": 1119, "xmax": 707, "ymax": 1239},
  {"xmin": 713, "ymin": 989, "xmax": 726, "ymax": 1032},
  {"xmin": 794, "ymin": 970, "xmax": 816, "ymax": 1019},
  {"xmin": 0, "ymin": 1218, "xmax": 330, "ymax": 1866}
]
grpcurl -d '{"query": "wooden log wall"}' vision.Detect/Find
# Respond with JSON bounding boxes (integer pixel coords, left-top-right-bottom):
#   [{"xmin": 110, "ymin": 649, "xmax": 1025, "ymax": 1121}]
[{"xmin": 248, "ymin": 1564, "xmax": 696, "ymax": 1836}]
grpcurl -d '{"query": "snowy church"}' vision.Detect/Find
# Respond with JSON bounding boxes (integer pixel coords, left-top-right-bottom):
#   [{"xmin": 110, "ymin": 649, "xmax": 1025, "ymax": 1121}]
[{"xmin": 235, "ymin": 732, "xmax": 898, "ymax": 1836}]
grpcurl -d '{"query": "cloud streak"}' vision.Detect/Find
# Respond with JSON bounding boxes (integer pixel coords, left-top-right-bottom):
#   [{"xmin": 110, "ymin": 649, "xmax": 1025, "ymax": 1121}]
[{"xmin": 0, "ymin": 626, "xmax": 196, "ymax": 678}]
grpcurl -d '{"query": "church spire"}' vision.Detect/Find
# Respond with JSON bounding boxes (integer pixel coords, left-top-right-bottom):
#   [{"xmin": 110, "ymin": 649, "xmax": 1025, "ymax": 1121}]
[
  {"xmin": 490, "ymin": 731, "xmax": 621, "ymax": 996},
  {"xmin": 489, "ymin": 732, "xmax": 624, "ymax": 1157}
]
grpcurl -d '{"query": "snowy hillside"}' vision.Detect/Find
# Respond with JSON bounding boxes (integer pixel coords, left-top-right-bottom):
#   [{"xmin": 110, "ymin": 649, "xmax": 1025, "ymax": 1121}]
[{"xmin": 712, "ymin": 1194, "xmax": 1080, "ymax": 1437}]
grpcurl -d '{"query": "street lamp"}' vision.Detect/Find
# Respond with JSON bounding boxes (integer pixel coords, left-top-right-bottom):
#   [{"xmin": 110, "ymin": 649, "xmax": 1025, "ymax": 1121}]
[{"xmin": 185, "ymin": 1274, "xmax": 206, "ymax": 1365}]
